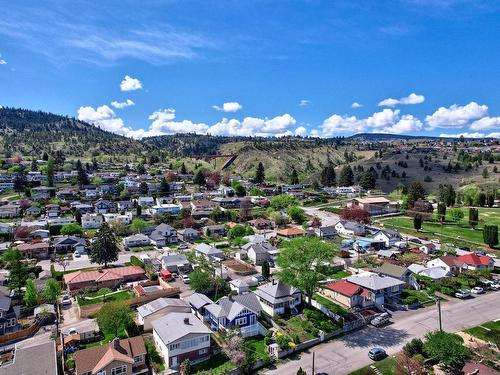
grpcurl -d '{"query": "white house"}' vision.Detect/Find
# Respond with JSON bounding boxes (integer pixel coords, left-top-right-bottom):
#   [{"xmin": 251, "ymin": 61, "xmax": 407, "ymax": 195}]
[
  {"xmin": 334, "ymin": 220, "xmax": 366, "ymax": 236},
  {"xmin": 123, "ymin": 234, "xmax": 151, "ymax": 248},
  {"xmin": 137, "ymin": 298, "xmax": 191, "ymax": 331},
  {"xmin": 81, "ymin": 213, "xmax": 103, "ymax": 229},
  {"xmin": 152, "ymin": 312, "xmax": 212, "ymax": 370},
  {"xmin": 372, "ymin": 230, "xmax": 402, "ymax": 248},
  {"xmin": 103, "ymin": 212, "xmax": 133, "ymax": 225},
  {"xmin": 253, "ymin": 280, "xmax": 302, "ymax": 317}
]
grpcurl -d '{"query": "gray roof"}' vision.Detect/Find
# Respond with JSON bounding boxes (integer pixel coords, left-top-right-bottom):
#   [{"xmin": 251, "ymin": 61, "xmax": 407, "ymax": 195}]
[
  {"xmin": 242, "ymin": 241, "xmax": 277, "ymax": 254},
  {"xmin": 195, "ymin": 243, "xmax": 223, "ymax": 256},
  {"xmin": 156, "ymin": 223, "xmax": 175, "ymax": 232},
  {"xmin": 1, "ymin": 340, "xmax": 57, "ymax": 375},
  {"xmin": 161, "ymin": 254, "xmax": 189, "ymax": 267},
  {"xmin": 0, "ymin": 290, "xmax": 11, "ymax": 311},
  {"xmin": 347, "ymin": 272, "xmax": 405, "ymax": 291},
  {"xmin": 187, "ymin": 293, "xmax": 213, "ymax": 309},
  {"xmin": 137, "ymin": 297, "xmax": 190, "ymax": 318},
  {"xmin": 254, "ymin": 280, "xmax": 300, "ymax": 304},
  {"xmin": 376, "ymin": 263, "xmax": 409, "ymax": 278},
  {"xmin": 337, "ymin": 220, "xmax": 364, "ymax": 230},
  {"xmin": 232, "ymin": 293, "xmax": 262, "ymax": 315},
  {"xmin": 152, "ymin": 312, "xmax": 212, "ymax": 345}
]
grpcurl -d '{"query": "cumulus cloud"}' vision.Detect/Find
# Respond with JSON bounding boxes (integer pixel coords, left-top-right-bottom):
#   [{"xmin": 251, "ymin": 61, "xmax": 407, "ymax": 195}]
[
  {"xmin": 440, "ymin": 132, "xmax": 500, "ymax": 139},
  {"xmin": 425, "ymin": 102, "xmax": 488, "ymax": 129},
  {"xmin": 469, "ymin": 116, "xmax": 500, "ymax": 131},
  {"xmin": 0, "ymin": 59, "xmax": 6, "ymax": 65},
  {"xmin": 78, "ymin": 105, "xmax": 133, "ymax": 136},
  {"xmin": 111, "ymin": 99, "xmax": 135, "ymax": 109},
  {"xmin": 294, "ymin": 126, "xmax": 308, "ymax": 136},
  {"xmin": 120, "ymin": 75, "xmax": 142, "ymax": 91},
  {"xmin": 378, "ymin": 93, "xmax": 425, "ymax": 107},
  {"xmin": 351, "ymin": 102, "xmax": 363, "ymax": 109},
  {"xmin": 299, "ymin": 100, "xmax": 310, "ymax": 107},
  {"xmin": 212, "ymin": 102, "xmax": 242, "ymax": 113},
  {"xmin": 207, "ymin": 114, "xmax": 296, "ymax": 137},
  {"xmin": 319, "ymin": 108, "xmax": 422, "ymax": 136}
]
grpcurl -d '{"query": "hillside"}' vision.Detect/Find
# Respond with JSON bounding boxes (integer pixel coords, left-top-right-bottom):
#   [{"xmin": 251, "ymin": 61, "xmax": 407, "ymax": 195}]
[{"xmin": 0, "ymin": 107, "xmax": 150, "ymax": 156}]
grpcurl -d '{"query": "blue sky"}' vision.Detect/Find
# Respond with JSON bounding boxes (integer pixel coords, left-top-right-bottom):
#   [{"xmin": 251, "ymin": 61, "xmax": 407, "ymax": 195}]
[{"xmin": 0, "ymin": 0, "xmax": 499, "ymax": 138}]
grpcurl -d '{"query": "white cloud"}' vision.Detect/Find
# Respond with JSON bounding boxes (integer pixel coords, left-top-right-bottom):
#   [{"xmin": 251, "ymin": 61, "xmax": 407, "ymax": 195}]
[
  {"xmin": 294, "ymin": 126, "xmax": 308, "ymax": 136},
  {"xmin": 378, "ymin": 93, "xmax": 425, "ymax": 107},
  {"xmin": 469, "ymin": 116, "xmax": 500, "ymax": 131},
  {"xmin": 319, "ymin": 108, "xmax": 422, "ymax": 136},
  {"xmin": 425, "ymin": 102, "xmax": 488, "ymax": 129},
  {"xmin": 439, "ymin": 132, "xmax": 500, "ymax": 139},
  {"xmin": 120, "ymin": 75, "xmax": 142, "ymax": 91},
  {"xmin": 207, "ymin": 114, "xmax": 296, "ymax": 137},
  {"xmin": 0, "ymin": 59, "xmax": 6, "ymax": 65},
  {"xmin": 111, "ymin": 99, "xmax": 135, "ymax": 109},
  {"xmin": 212, "ymin": 102, "xmax": 242, "ymax": 113},
  {"xmin": 299, "ymin": 100, "xmax": 310, "ymax": 107},
  {"xmin": 78, "ymin": 105, "xmax": 132, "ymax": 136},
  {"xmin": 351, "ymin": 102, "xmax": 363, "ymax": 108}
]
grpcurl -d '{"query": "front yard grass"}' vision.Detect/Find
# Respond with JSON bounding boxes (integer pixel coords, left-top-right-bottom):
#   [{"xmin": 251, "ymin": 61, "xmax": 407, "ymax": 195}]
[
  {"xmin": 131, "ymin": 245, "xmax": 156, "ymax": 252},
  {"xmin": 191, "ymin": 353, "xmax": 234, "ymax": 374},
  {"xmin": 244, "ymin": 336, "xmax": 268, "ymax": 361},
  {"xmin": 349, "ymin": 356, "xmax": 397, "ymax": 375},
  {"xmin": 401, "ymin": 289, "xmax": 435, "ymax": 305},
  {"xmin": 313, "ymin": 293, "xmax": 349, "ymax": 317},
  {"xmin": 77, "ymin": 289, "xmax": 134, "ymax": 306},
  {"xmin": 465, "ymin": 320, "xmax": 500, "ymax": 346}
]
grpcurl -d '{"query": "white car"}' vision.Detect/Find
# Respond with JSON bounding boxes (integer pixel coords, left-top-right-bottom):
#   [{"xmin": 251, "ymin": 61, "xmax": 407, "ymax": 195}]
[
  {"xmin": 430, "ymin": 239, "xmax": 441, "ymax": 244},
  {"xmin": 471, "ymin": 287, "xmax": 484, "ymax": 294},
  {"xmin": 73, "ymin": 251, "xmax": 81, "ymax": 258},
  {"xmin": 491, "ymin": 282, "xmax": 500, "ymax": 290},
  {"xmin": 181, "ymin": 274, "xmax": 190, "ymax": 284},
  {"xmin": 61, "ymin": 295, "xmax": 72, "ymax": 306},
  {"xmin": 455, "ymin": 289, "xmax": 471, "ymax": 299}
]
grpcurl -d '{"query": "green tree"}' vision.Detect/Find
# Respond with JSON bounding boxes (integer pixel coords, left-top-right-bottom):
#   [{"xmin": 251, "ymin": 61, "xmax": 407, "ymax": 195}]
[
  {"xmin": 438, "ymin": 184, "xmax": 456, "ymax": 207},
  {"xmin": 359, "ymin": 170, "xmax": 376, "ymax": 190},
  {"xmin": 407, "ymin": 181, "xmax": 426, "ymax": 207},
  {"xmin": 290, "ymin": 167, "xmax": 299, "ymax": 185},
  {"xmin": 76, "ymin": 159, "xmax": 89, "ymax": 187},
  {"xmin": 159, "ymin": 177, "xmax": 170, "ymax": 196},
  {"xmin": 469, "ymin": 208, "xmax": 479, "ymax": 229},
  {"xmin": 44, "ymin": 278, "xmax": 62, "ymax": 304},
  {"xmin": 228, "ymin": 225, "xmax": 254, "ymax": 241},
  {"xmin": 89, "ymin": 222, "xmax": 119, "ymax": 267},
  {"xmin": 61, "ymin": 223, "xmax": 83, "ymax": 236},
  {"xmin": 130, "ymin": 218, "xmax": 148, "ymax": 234},
  {"xmin": 297, "ymin": 368, "xmax": 307, "ymax": 375},
  {"xmin": 338, "ymin": 165, "xmax": 354, "ymax": 186},
  {"xmin": 24, "ymin": 279, "xmax": 38, "ymax": 307},
  {"xmin": 46, "ymin": 157, "xmax": 55, "ymax": 187},
  {"xmin": 270, "ymin": 194, "xmax": 297, "ymax": 210},
  {"xmin": 96, "ymin": 301, "xmax": 134, "ymax": 338},
  {"xmin": 262, "ymin": 260, "xmax": 270, "ymax": 279},
  {"xmin": 423, "ymin": 331, "xmax": 470, "ymax": 370},
  {"xmin": 437, "ymin": 203, "xmax": 446, "ymax": 224},
  {"xmin": 449, "ymin": 208, "xmax": 464, "ymax": 222},
  {"xmin": 194, "ymin": 170, "xmax": 206, "ymax": 186},
  {"xmin": 255, "ymin": 162, "xmax": 265, "ymax": 184},
  {"xmin": 482, "ymin": 167, "xmax": 489, "ymax": 178},
  {"xmin": 189, "ymin": 269, "xmax": 212, "ymax": 292},
  {"xmin": 138, "ymin": 181, "xmax": 149, "ymax": 195},
  {"xmin": 483, "ymin": 225, "xmax": 498, "ymax": 248},
  {"xmin": 413, "ymin": 213, "xmax": 423, "ymax": 231},
  {"xmin": 2, "ymin": 249, "xmax": 28, "ymax": 295},
  {"xmin": 286, "ymin": 205, "xmax": 305, "ymax": 224},
  {"xmin": 320, "ymin": 163, "xmax": 336, "ymax": 187},
  {"xmin": 277, "ymin": 237, "xmax": 335, "ymax": 305},
  {"xmin": 462, "ymin": 184, "xmax": 480, "ymax": 206}
]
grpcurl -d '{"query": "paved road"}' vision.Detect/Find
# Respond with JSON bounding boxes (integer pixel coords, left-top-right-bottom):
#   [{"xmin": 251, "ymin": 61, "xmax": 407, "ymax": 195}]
[
  {"xmin": 303, "ymin": 206, "xmax": 340, "ymax": 226},
  {"xmin": 263, "ymin": 292, "xmax": 500, "ymax": 375}
]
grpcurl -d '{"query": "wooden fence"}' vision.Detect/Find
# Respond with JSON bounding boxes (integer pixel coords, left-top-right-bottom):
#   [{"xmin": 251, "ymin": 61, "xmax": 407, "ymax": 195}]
[{"xmin": 0, "ymin": 322, "xmax": 40, "ymax": 345}]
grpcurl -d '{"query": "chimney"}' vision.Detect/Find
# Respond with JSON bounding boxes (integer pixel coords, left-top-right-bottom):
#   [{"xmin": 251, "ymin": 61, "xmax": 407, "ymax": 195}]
[
  {"xmin": 112, "ymin": 338, "xmax": 120, "ymax": 349},
  {"xmin": 183, "ymin": 317, "xmax": 190, "ymax": 325}
]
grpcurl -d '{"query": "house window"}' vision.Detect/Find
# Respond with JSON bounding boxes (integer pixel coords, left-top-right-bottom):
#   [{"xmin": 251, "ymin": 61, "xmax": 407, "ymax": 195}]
[
  {"xmin": 96, "ymin": 371, "xmax": 107, "ymax": 375},
  {"xmin": 235, "ymin": 317, "xmax": 247, "ymax": 326},
  {"xmin": 391, "ymin": 286, "xmax": 400, "ymax": 293},
  {"xmin": 134, "ymin": 355, "xmax": 143, "ymax": 363},
  {"xmin": 111, "ymin": 365, "xmax": 127, "ymax": 375},
  {"xmin": 199, "ymin": 348, "xmax": 208, "ymax": 355}
]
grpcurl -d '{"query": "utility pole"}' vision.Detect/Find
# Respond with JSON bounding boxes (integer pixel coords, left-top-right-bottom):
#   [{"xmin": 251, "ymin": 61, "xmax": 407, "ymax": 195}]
[
  {"xmin": 437, "ymin": 297, "xmax": 442, "ymax": 332},
  {"xmin": 312, "ymin": 351, "xmax": 315, "ymax": 375}
]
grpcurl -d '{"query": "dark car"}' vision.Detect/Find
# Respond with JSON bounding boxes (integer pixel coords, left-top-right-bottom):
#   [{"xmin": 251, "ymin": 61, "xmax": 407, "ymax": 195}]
[
  {"xmin": 410, "ymin": 238, "xmax": 422, "ymax": 244},
  {"xmin": 368, "ymin": 347, "xmax": 387, "ymax": 361}
]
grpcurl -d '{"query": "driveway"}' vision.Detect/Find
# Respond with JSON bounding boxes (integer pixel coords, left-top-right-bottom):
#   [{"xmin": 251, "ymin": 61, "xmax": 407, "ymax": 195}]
[{"xmin": 263, "ymin": 291, "xmax": 500, "ymax": 375}]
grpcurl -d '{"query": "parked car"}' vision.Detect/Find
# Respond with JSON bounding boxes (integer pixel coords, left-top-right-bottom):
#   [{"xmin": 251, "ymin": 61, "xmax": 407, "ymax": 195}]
[
  {"xmin": 410, "ymin": 238, "xmax": 422, "ymax": 244},
  {"xmin": 178, "ymin": 244, "xmax": 189, "ymax": 250},
  {"xmin": 368, "ymin": 347, "xmax": 387, "ymax": 361},
  {"xmin": 471, "ymin": 287, "xmax": 484, "ymax": 294},
  {"xmin": 61, "ymin": 295, "xmax": 72, "ymax": 306},
  {"xmin": 181, "ymin": 274, "xmax": 190, "ymax": 284},
  {"xmin": 371, "ymin": 315, "xmax": 390, "ymax": 327},
  {"xmin": 455, "ymin": 289, "xmax": 471, "ymax": 299},
  {"xmin": 491, "ymin": 282, "xmax": 500, "ymax": 290},
  {"xmin": 430, "ymin": 239, "xmax": 440, "ymax": 244},
  {"xmin": 73, "ymin": 251, "xmax": 81, "ymax": 258}
]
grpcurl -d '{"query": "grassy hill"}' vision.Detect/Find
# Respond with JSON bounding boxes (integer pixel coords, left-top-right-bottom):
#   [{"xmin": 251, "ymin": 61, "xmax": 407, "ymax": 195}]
[{"xmin": 0, "ymin": 107, "xmax": 150, "ymax": 156}]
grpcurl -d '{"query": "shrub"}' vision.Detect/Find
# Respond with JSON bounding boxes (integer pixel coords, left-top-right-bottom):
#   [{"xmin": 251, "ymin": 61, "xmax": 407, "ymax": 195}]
[{"xmin": 403, "ymin": 338, "xmax": 423, "ymax": 356}]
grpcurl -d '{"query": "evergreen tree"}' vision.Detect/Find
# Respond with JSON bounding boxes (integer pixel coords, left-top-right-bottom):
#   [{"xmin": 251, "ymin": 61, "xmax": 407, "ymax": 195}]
[
  {"xmin": 46, "ymin": 157, "xmax": 55, "ymax": 187},
  {"xmin": 138, "ymin": 181, "xmax": 149, "ymax": 195},
  {"xmin": 407, "ymin": 181, "xmax": 426, "ymax": 207},
  {"xmin": 180, "ymin": 163, "xmax": 187, "ymax": 174},
  {"xmin": 31, "ymin": 159, "xmax": 38, "ymax": 172},
  {"xmin": 437, "ymin": 203, "xmax": 446, "ymax": 224},
  {"xmin": 469, "ymin": 208, "xmax": 479, "ymax": 229},
  {"xmin": 359, "ymin": 170, "xmax": 376, "ymax": 190},
  {"xmin": 44, "ymin": 278, "xmax": 62, "ymax": 304},
  {"xmin": 89, "ymin": 223, "xmax": 119, "ymax": 267},
  {"xmin": 320, "ymin": 163, "xmax": 336, "ymax": 186},
  {"xmin": 413, "ymin": 213, "xmax": 423, "ymax": 231},
  {"xmin": 159, "ymin": 177, "xmax": 170, "ymax": 196},
  {"xmin": 483, "ymin": 225, "xmax": 498, "ymax": 248},
  {"xmin": 290, "ymin": 167, "xmax": 299, "ymax": 185},
  {"xmin": 338, "ymin": 165, "xmax": 354, "ymax": 186},
  {"xmin": 255, "ymin": 162, "xmax": 265, "ymax": 184},
  {"xmin": 76, "ymin": 159, "xmax": 89, "ymax": 186},
  {"xmin": 194, "ymin": 170, "xmax": 206, "ymax": 186},
  {"xmin": 2, "ymin": 249, "xmax": 28, "ymax": 296},
  {"xmin": 262, "ymin": 261, "xmax": 270, "ymax": 279},
  {"xmin": 24, "ymin": 279, "xmax": 38, "ymax": 307}
]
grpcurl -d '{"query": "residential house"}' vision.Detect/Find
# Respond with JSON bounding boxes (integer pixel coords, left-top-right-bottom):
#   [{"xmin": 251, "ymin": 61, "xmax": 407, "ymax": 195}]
[
  {"xmin": 103, "ymin": 212, "xmax": 133, "ymax": 225},
  {"xmin": 177, "ymin": 228, "xmax": 200, "ymax": 242},
  {"xmin": 149, "ymin": 204, "xmax": 181, "ymax": 216},
  {"xmin": 321, "ymin": 279, "xmax": 372, "ymax": 309},
  {"xmin": 349, "ymin": 197, "xmax": 394, "ymax": 215},
  {"xmin": 63, "ymin": 266, "xmax": 145, "ymax": 294},
  {"xmin": 187, "ymin": 293, "xmax": 213, "ymax": 319},
  {"xmin": 138, "ymin": 196, "xmax": 155, "ymax": 207},
  {"xmin": 253, "ymin": 280, "xmax": 302, "ymax": 317},
  {"xmin": 376, "ymin": 263, "xmax": 418, "ymax": 288},
  {"xmin": 118, "ymin": 201, "xmax": 134, "ymax": 211},
  {"xmin": 408, "ymin": 264, "xmax": 451, "ymax": 280},
  {"xmin": 1, "ymin": 340, "xmax": 57, "ymax": 375},
  {"xmin": 82, "ymin": 213, "xmax": 104, "ymax": 229},
  {"xmin": 205, "ymin": 294, "xmax": 263, "ymax": 337},
  {"xmin": 137, "ymin": 298, "xmax": 191, "ymax": 331},
  {"xmin": 160, "ymin": 254, "xmax": 192, "ymax": 274},
  {"xmin": 211, "ymin": 197, "xmax": 241, "ymax": 209},
  {"xmin": 94, "ymin": 199, "xmax": 116, "ymax": 214},
  {"xmin": 347, "ymin": 272, "xmax": 405, "ymax": 306},
  {"xmin": 457, "ymin": 253, "xmax": 494, "ymax": 271},
  {"xmin": 314, "ymin": 225, "xmax": 337, "ymax": 239},
  {"xmin": 420, "ymin": 243, "xmax": 437, "ymax": 255},
  {"xmin": 0, "ymin": 288, "xmax": 20, "ymax": 335},
  {"xmin": 16, "ymin": 241, "xmax": 50, "ymax": 259},
  {"xmin": 247, "ymin": 218, "xmax": 273, "ymax": 230},
  {"xmin": 242, "ymin": 241, "xmax": 278, "ymax": 266},
  {"xmin": 190, "ymin": 200, "xmax": 217, "ymax": 212},
  {"xmin": 61, "ymin": 319, "xmax": 100, "ymax": 343},
  {"xmin": 149, "ymin": 223, "xmax": 178, "ymax": 247},
  {"xmin": 152, "ymin": 312, "xmax": 212, "ymax": 370},
  {"xmin": 202, "ymin": 224, "xmax": 226, "ymax": 237},
  {"xmin": 276, "ymin": 227, "xmax": 305, "ymax": 238},
  {"xmin": 372, "ymin": 230, "xmax": 402, "ymax": 248},
  {"xmin": 25, "ymin": 205, "xmax": 42, "ymax": 217},
  {"xmin": 426, "ymin": 255, "xmax": 463, "ymax": 275},
  {"xmin": 229, "ymin": 279, "xmax": 250, "ymax": 294},
  {"xmin": 334, "ymin": 220, "xmax": 366, "ymax": 236},
  {"xmin": 0, "ymin": 204, "xmax": 21, "ymax": 218},
  {"xmin": 73, "ymin": 336, "xmax": 148, "ymax": 375},
  {"xmin": 123, "ymin": 234, "xmax": 151, "ymax": 249},
  {"xmin": 52, "ymin": 236, "xmax": 86, "ymax": 254},
  {"xmin": 194, "ymin": 243, "xmax": 224, "ymax": 260}
]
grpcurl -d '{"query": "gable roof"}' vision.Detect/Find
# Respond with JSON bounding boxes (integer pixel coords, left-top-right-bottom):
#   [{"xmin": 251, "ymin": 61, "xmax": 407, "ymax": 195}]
[
  {"xmin": 254, "ymin": 280, "xmax": 300, "ymax": 304},
  {"xmin": 152, "ymin": 312, "xmax": 211, "ymax": 345},
  {"xmin": 137, "ymin": 297, "xmax": 190, "ymax": 318},
  {"xmin": 457, "ymin": 253, "xmax": 492, "ymax": 266},
  {"xmin": 63, "ymin": 266, "xmax": 144, "ymax": 285},
  {"xmin": 323, "ymin": 279, "xmax": 369, "ymax": 297},
  {"xmin": 347, "ymin": 272, "xmax": 405, "ymax": 291},
  {"xmin": 376, "ymin": 263, "xmax": 409, "ymax": 279},
  {"xmin": 187, "ymin": 293, "xmax": 213, "ymax": 309}
]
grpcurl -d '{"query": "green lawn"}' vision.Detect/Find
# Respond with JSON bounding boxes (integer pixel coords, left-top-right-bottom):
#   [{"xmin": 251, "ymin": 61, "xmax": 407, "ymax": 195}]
[
  {"xmin": 465, "ymin": 320, "xmax": 500, "ymax": 346},
  {"xmin": 191, "ymin": 353, "xmax": 234, "ymax": 374},
  {"xmin": 313, "ymin": 293, "xmax": 349, "ymax": 317},
  {"xmin": 401, "ymin": 289, "xmax": 435, "ymax": 305},
  {"xmin": 244, "ymin": 336, "xmax": 268, "ymax": 361},
  {"xmin": 77, "ymin": 290, "xmax": 134, "ymax": 306},
  {"xmin": 378, "ymin": 208, "xmax": 500, "ymax": 247},
  {"xmin": 349, "ymin": 356, "xmax": 397, "ymax": 375},
  {"xmin": 131, "ymin": 245, "xmax": 156, "ymax": 252}
]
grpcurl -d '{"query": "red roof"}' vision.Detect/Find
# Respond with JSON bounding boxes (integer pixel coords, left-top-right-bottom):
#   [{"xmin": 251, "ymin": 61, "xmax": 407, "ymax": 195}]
[
  {"xmin": 277, "ymin": 227, "xmax": 305, "ymax": 236},
  {"xmin": 457, "ymin": 253, "xmax": 492, "ymax": 266},
  {"xmin": 63, "ymin": 266, "xmax": 144, "ymax": 285},
  {"xmin": 324, "ymin": 279, "xmax": 369, "ymax": 297}
]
